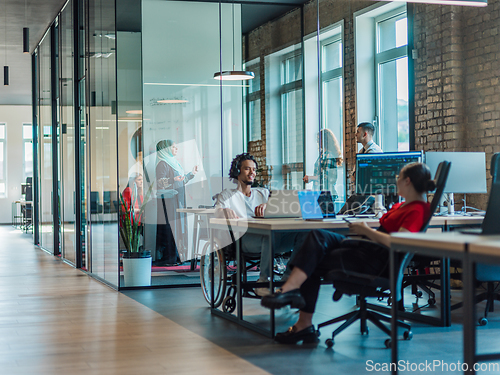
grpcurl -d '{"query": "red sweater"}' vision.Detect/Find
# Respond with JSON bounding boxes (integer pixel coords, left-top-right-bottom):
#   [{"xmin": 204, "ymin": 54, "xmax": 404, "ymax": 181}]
[{"xmin": 379, "ymin": 201, "xmax": 430, "ymax": 233}]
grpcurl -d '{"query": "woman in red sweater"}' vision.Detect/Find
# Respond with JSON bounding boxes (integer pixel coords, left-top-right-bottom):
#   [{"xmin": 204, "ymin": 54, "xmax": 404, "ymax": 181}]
[
  {"xmin": 261, "ymin": 162, "xmax": 435, "ymax": 344},
  {"xmin": 122, "ymin": 173, "xmax": 144, "ymax": 220}
]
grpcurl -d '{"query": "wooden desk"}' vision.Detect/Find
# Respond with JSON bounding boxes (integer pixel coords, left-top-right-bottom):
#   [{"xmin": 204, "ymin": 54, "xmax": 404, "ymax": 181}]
[
  {"xmin": 390, "ymin": 233, "xmax": 500, "ymax": 375},
  {"xmin": 208, "ymin": 216, "xmax": 482, "ymax": 338},
  {"xmin": 209, "ymin": 216, "xmax": 380, "ymax": 337}
]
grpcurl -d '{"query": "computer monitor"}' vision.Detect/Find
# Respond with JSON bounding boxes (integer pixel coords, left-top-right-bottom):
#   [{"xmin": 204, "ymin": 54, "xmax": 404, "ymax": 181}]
[
  {"xmin": 356, "ymin": 151, "xmax": 424, "ymax": 195},
  {"xmin": 425, "ymin": 152, "xmax": 487, "ymax": 194}
]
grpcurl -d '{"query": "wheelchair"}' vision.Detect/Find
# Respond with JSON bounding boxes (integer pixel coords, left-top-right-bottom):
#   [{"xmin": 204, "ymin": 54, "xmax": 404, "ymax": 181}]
[{"xmin": 199, "ymin": 234, "xmax": 289, "ymax": 313}]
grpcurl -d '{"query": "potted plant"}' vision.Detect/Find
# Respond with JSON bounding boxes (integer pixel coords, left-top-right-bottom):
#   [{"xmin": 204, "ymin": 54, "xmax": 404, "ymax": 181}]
[{"xmin": 119, "ymin": 182, "xmax": 154, "ymax": 287}]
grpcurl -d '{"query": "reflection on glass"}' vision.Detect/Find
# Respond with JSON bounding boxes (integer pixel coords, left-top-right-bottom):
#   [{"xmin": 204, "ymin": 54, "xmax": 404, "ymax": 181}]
[
  {"xmin": 59, "ymin": 1, "xmax": 76, "ymax": 265},
  {"xmin": 39, "ymin": 33, "xmax": 54, "ymax": 254},
  {"xmin": 88, "ymin": 0, "xmax": 118, "ymax": 286}
]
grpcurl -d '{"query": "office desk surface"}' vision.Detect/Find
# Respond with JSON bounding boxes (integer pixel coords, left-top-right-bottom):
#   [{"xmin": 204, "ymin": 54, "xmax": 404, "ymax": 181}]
[
  {"xmin": 177, "ymin": 208, "xmax": 216, "ymax": 214},
  {"xmin": 209, "ymin": 216, "xmax": 381, "ymax": 231},
  {"xmin": 468, "ymin": 237, "xmax": 500, "ymax": 259},
  {"xmin": 391, "ymin": 231, "xmax": 484, "ymax": 252}
]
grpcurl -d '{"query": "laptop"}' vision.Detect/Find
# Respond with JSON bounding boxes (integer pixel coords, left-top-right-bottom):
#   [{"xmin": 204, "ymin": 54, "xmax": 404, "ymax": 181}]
[
  {"xmin": 337, "ymin": 195, "xmax": 375, "ymax": 216},
  {"xmin": 298, "ymin": 190, "xmax": 337, "ymax": 221},
  {"xmin": 257, "ymin": 190, "xmax": 302, "ymax": 219},
  {"xmin": 460, "ymin": 182, "xmax": 500, "ymax": 235}
]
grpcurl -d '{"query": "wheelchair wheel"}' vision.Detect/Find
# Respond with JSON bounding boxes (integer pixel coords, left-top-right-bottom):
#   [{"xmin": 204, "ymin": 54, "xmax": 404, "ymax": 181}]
[{"xmin": 200, "ymin": 240, "xmax": 227, "ymax": 308}]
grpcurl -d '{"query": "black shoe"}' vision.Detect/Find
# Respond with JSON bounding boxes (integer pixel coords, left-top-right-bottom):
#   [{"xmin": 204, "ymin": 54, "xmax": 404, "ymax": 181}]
[
  {"xmin": 275, "ymin": 325, "xmax": 319, "ymax": 345},
  {"xmin": 261, "ymin": 289, "xmax": 306, "ymax": 310}
]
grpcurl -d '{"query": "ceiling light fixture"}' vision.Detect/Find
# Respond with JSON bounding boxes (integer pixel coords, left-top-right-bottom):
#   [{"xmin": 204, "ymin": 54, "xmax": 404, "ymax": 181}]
[
  {"xmin": 23, "ymin": 0, "xmax": 29, "ymax": 53},
  {"xmin": 157, "ymin": 99, "xmax": 189, "ymax": 104},
  {"xmin": 381, "ymin": 0, "xmax": 487, "ymax": 6},
  {"xmin": 213, "ymin": 1, "xmax": 254, "ymax": 81},
  {"xmin": 126, "ymin": 110, "xmax": 142, "ymax": 115}
]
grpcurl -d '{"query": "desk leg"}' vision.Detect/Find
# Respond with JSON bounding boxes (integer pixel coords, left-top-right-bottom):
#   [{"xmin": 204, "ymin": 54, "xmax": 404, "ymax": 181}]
[
  {"xmin": 390, "ymin": 248, "xmax": 399, "ymax": 375},
  {"xmin": 236, "ymin": 238, "xmax": 243, "ymax": 320},
  {"xmin": 463, "ymin": 250, "xmax": 476, "ymax": 374},
  {"xmin": 190, "ymin": 214, "xmax": 199, "ymax": 271},
  {"xmin": 440, "ymin": 257, "xmax": 451, "ymax": 327},
  {"xmin": 269, "ymin": 232, "xmax": 275, "ymax": 338}
]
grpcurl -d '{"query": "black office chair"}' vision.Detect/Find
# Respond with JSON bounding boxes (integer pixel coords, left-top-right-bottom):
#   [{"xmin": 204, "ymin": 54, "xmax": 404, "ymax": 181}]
[
  {"xmin": 318, "ymin": 161, "xmax": 451, "ymax": 348},
  {"xmin": 90, "ymin": 192, "xmax": 103, "ymax": 214}
]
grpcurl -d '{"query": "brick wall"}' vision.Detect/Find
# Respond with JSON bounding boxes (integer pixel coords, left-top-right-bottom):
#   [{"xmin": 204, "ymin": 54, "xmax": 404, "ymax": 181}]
[
  {"xmin": 246, "ymin": 0, "xmax": 500, "ymax": 208},
  {"xmin": 414, "ymin": 1, "xmax": 500, "ymax": 209}
]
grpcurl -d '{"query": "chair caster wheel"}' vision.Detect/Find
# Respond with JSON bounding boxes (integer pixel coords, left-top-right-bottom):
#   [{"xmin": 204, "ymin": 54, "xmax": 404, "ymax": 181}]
[
  {"xmin": 479, "ymin": 317, "xmax": 488, "ymax": 326},
  {"xmin": 222, "ymin": 296, "xmax": 236, "ymax": 313},
  {"xmin": 325, "ymin": 338, "xmax": 334, "ymax": 348},
  {"xmin": 428, "ymin": 298, "xmax": 436, "ymax": 306},
  {"xmin": 384, "ymin": 339, "xmax": 392, "ymax": 349},
  {"xmin": 361, "ymin": 327, "xmax": 369, "ymax": 335},
  {"xmin": 403, "ymin": 330, "xmax": 413, "ymax": 340},
  {"xmin": 415, "ymin": 291, "xmax": 423, "ymax": 298}
]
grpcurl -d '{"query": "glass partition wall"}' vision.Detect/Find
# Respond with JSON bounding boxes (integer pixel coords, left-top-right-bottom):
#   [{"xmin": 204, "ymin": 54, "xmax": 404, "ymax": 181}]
[{"xmin": 33, "ymin": 0, "xmax": 344, "ymax": 289}]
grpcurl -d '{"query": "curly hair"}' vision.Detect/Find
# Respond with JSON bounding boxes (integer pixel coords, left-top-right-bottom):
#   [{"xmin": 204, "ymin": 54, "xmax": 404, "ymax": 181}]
[{"xmin": 229, "ymin": 153, "xmax": 258, "ymax": 182}]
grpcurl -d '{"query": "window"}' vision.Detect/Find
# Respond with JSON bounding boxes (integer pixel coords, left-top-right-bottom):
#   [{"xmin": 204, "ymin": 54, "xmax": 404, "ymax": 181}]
[
  {"xmin": 320, "ymin": 35, "xmax": 345, "ymax": 203},
  {"xmin": 280, "ymin": 52, "xmax": 303, "ymax": 188},
  {"xmin": 0, "ymin": 123, "xmax": 6, "ymax": 197},
  {"xmin": 23, "ymin": 123, "xmax": 33, "ymax": 180},
  {"xmin": 246, "ymin": 62, "xmax": 261, "ymax": 142},
  {"xmin": 376, "ymin": 11, "xmax": 409, "ymax": 151},
  {"xmin": 355, "ymin": 3, "xmax": 409, "ymax": 153},
  {"xmin": 281, "ymin": 52, "xmax": 303, "ymax": 165}
]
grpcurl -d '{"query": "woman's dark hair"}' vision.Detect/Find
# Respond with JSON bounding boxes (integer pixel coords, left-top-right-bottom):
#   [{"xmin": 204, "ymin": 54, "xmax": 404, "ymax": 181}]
[
  {"xmin": 229, "ymin": 153, "xmax": 258, "ymax": 181},
  {"xmin": 400, "ymin": 162, "xmax": 436, "ymax": 193}
]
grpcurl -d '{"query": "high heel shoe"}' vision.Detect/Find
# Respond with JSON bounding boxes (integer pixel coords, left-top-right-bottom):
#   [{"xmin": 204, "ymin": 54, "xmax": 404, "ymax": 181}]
[{"xmin": 275, "ymin": 325, "xmax": 319, "ymax": 345}]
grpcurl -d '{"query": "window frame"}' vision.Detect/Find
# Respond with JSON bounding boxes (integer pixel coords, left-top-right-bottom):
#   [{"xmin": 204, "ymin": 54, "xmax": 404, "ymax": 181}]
[{"xmin": 0, "ymin": 123, "xmax": 6, "ymax": 197}]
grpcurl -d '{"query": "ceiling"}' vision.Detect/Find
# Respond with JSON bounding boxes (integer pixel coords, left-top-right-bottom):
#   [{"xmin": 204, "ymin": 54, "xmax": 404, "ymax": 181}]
[{"xmin": 0, "ymin": 0, "xmax": 308, "ymax": 106}]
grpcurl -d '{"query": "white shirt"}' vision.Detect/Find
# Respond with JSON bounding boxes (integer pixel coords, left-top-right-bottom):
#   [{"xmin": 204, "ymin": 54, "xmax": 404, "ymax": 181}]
[
  {"xmin": 362, "ymin": 140, "xmax": 383, "ymax": 153},
  {"xmin": 215, "ymin": 188, "xmax": 270, "ymax": 218}
]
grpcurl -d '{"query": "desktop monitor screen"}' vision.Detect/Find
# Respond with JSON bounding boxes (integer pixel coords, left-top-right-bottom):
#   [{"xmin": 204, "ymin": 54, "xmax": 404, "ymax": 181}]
[
  {"xmin": 356, "ymin": 151, "xmax": 423, "ymax": 195},
  {"xmin": 425, "ymin": 152, "xmax": 487, "ymax": 194}
]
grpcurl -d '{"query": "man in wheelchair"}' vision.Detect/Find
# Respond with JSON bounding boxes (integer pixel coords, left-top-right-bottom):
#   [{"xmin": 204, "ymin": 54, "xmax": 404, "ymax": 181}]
[{"xmin": 215, "ymin": 153, "xmax": 306, "ymax": 296}]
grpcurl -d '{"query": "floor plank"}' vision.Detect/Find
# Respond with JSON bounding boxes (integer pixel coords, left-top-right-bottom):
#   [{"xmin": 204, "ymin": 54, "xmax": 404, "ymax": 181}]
[{"xmin": 0, "ymin": 226, "xmax": 270, "ymax": 375}]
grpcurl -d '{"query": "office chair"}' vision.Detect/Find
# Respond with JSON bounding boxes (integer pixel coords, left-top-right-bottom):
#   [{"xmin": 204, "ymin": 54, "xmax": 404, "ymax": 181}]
[
  {"xmin": 90, "ymin": 192, "xmax": 103, "ymax": 214},
  {"xmin": 318, "ymin": 161, "xmax": 451, "ymax": 348}
]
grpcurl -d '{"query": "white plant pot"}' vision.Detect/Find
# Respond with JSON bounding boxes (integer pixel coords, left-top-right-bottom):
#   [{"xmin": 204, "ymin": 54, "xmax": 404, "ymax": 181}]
[{"xmin": 123, "ymin": 256, "xmax": 152, "ymax": 287}]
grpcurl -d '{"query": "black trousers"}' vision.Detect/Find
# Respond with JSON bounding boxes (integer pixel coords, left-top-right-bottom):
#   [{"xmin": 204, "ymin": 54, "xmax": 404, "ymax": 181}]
[{"xmin": 288, "ymin": 229, "xmax": 388, "ymax": 314}]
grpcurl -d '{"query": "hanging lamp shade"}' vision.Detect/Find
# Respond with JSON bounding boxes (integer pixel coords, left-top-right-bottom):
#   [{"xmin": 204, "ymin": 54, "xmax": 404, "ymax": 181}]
[
  {"xmin": 213, "ymin": 70, "xmax": 255, "ymax": 81},
  {"xmin": 23, "ymin": 27, "xmax": 29, "ymax": 53},
  {"xmin": 4, "ymin": 66, "xmax": 9, "ymax": 86}
]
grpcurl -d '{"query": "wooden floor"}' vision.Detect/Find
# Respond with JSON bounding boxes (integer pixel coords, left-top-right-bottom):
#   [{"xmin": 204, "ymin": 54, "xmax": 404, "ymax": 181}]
[
  {"xmin": 3, "ymin": 225, "xmax": 500, "ymax": 375},
  {"xmin": 0, "ymin": 226, "xmax": 270, "ymax": 375}
]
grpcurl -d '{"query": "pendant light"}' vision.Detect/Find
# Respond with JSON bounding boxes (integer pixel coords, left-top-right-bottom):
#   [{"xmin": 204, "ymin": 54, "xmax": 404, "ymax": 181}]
[
  {"xmin": 3, "ymin": 0, "xmax": 8, "ymax": 85},
  {"xmin": 23, "ymin": 0, "xmax": 29, "ymax": 53},
  {"xmin": 213, "ymin": 1, "xmax": 254, "ymax": 81}
]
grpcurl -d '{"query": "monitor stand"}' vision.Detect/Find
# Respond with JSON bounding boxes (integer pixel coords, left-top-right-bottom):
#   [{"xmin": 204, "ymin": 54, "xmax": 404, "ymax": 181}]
[{"xmin": 446, "ymin": 193, "xmax": 456, "ymax": 215}]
